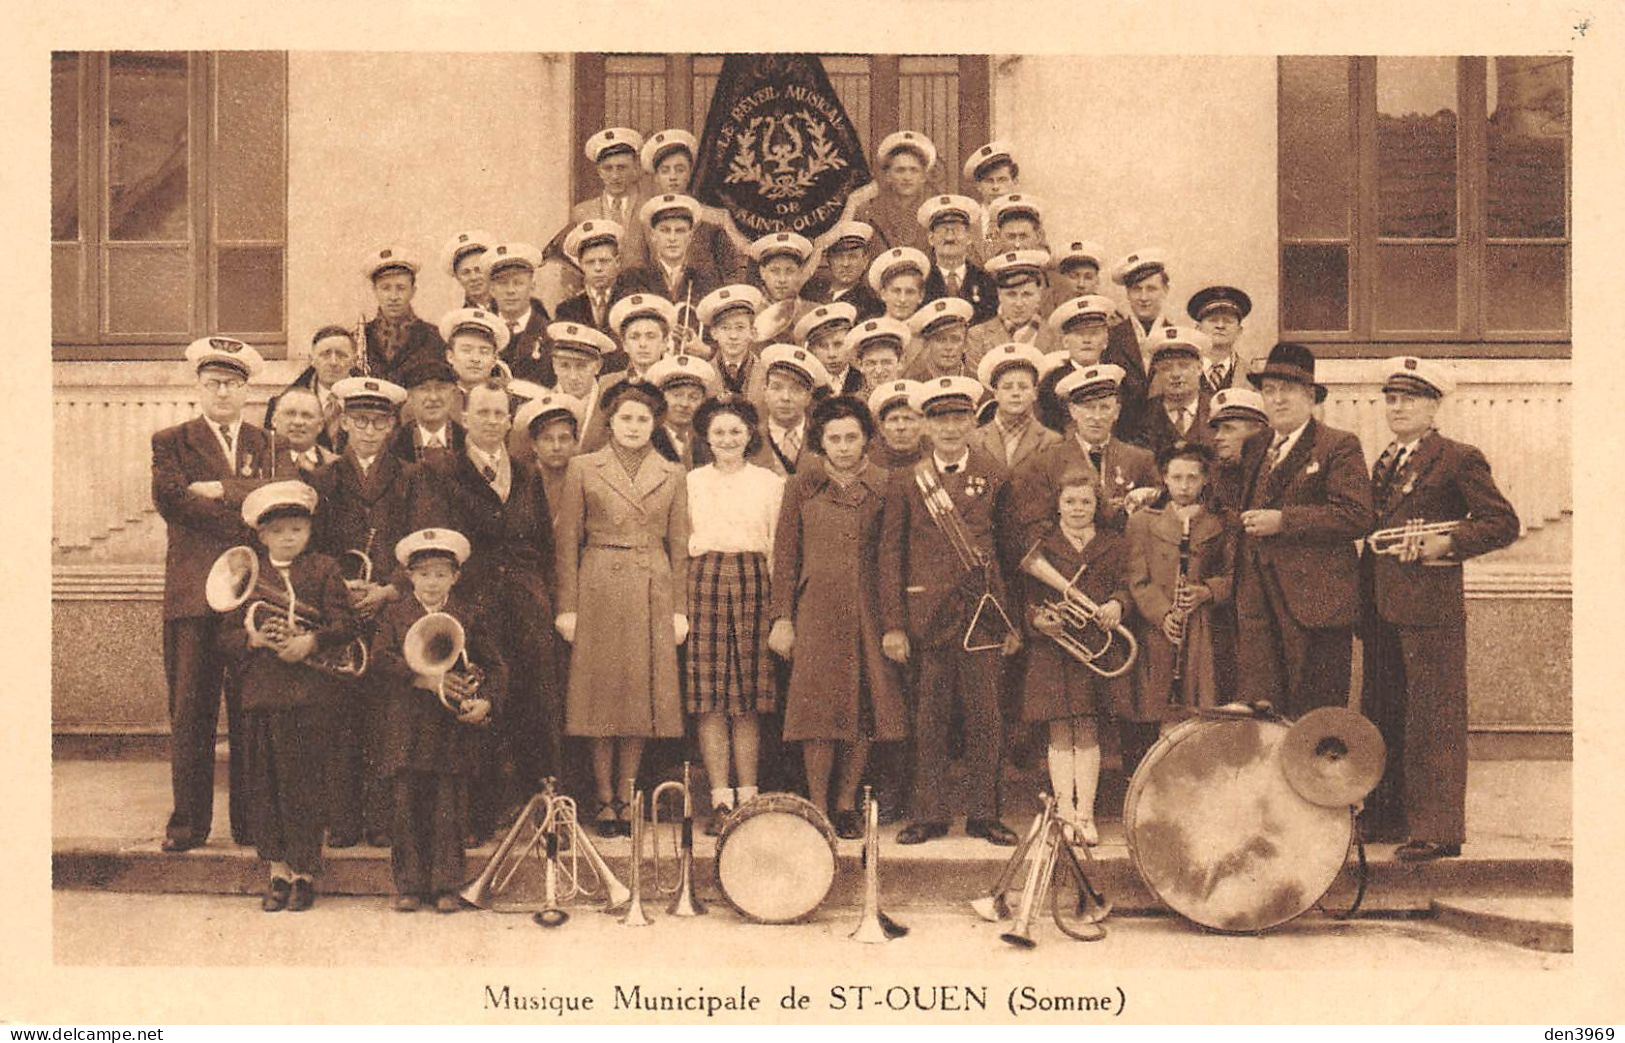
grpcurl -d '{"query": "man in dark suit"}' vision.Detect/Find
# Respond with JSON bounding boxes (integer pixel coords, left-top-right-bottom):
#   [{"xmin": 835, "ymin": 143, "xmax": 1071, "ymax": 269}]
[
  {"xmin": 1035, "ymin": 294, "xmax": 1114, "ymax": 434},
  {"xmin": 801, "ymin": 221, "xmax": 883, "ymax": 319},
  {"xmin": 389, "ymin": 361, "xmax": 466, "ymax": 466},
  {"xmin": 415, "ymin": 381, "xmax": 561, "ymax": 832},
  {"xmin": 622, "ymin": 194, "xmax": 720, "ymax": 308},
  {"xmin": 918, "ymin": 194, "xmax": 998, "ymax": 324},
  {"xmin": 1235, "ymin": 343, "xmax": 1375, "ymax": 719},
  {"xmin": 442, "ymin": 228, "xmax": 497, "ymax": 310},
  {"xmin": 1202, "ymin": 386, "xmax": 1269, "ymax": 696},
  {"xmin": 361, "ymin": 247, "xmax": 446, "ymax": 383},
  {"xmin": 1102, "ymin": 249, "xmax": 1177, "ymax": 441},
  {"xmin": 880, "ymin": 375, "xmax": 1021, "ymax": 848},
  {"xmin": 484, "ymin": 243, "xmax": 553, "ymax": 386},
  {"xmin": 263, "ymin": 325, "xmax": 360, "ymax": 452},
  {"xmin": 308, "ymin": 375, "xmax": 425, "ymax": 846},
  {"xmin": 265, "ymin": 388, "xmax": 341, "ymax": 478},
  {"xmin": 553, "ymin": 220, "xmax": 637, "ymax": 361},
  {"xmin": 1359, "ymin": 357, "xmax": 1519, "ymax": 861},
  {"xmin": 1131, "ymin": 328, "xmax": 1214, "ymax": 455},
  {"xmin": 793, "ymin": 302, "xmax": 864, "ymax": 397},
  {"xmin": 150, "ymin": 336, "xmax": 274, "ymax": 851},
  {"xmin": 1188, "ymin": 284, "xmax": 1254, "ymax": 395}
]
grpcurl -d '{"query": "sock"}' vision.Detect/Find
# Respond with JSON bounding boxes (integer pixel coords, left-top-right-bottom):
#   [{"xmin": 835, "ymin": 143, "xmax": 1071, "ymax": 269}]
[
  {"xmin": 735, "ymin": 785, "xmax": 759, "ymax": 805},
  {"xmin": 1047, "ymin": 721, "xmax": 1077, "ymax": 825},
  {"xmin": 711, "ymin": 787, "xmax": 736, "ymax": 811},
  {"xmin": 269, "ymin": 861, "xmax": 294, "ymax": 883},
  {"xmin": 1071, "ymin": 738, "xmax": 1101, "ymax": 826}
]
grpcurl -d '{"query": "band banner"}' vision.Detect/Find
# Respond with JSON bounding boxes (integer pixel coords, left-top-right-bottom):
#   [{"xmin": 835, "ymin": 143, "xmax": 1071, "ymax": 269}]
[{"xmin": 691, "ymin": 54, "xmax": 872, "ymax": 240}]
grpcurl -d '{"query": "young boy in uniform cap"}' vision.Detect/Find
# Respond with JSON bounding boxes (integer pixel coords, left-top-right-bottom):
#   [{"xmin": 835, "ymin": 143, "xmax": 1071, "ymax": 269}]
[
  {"xmin": 568, "ymin": 128, "xmax": 648, "ymax": 265},
  {"xmin": 1035, "ymin": 294, "xmax": 1116, "ymax": 434},
  {"xmin": 1234, "ymin": 342, "xmax": 1375, "ymax": 720},
  {"xmin": 794, "ymin": 302, "xmax": 863, "ymax": 396},
  {"xmin": 223, "ymin": 480, "xmax": 357, "ymax": 911},
  {"xmin": 962, "ymin": 140, "xmax": 1021, "ymax": 263},
  {"xmin": 390, "ymin": 360, "xmax": 466, "ymax": 465},
  {"xmin": 153, "ymin": 336, "xmax": 274, "ymax": 851},
  {"xmin": 1101, "ymin": 248, "xmax": 1176, "ymax": 440},
  {"xmin": 1202, "ymin": 385, "xmax": 1269, "ymax": 696},
  {"xmin": 697, "ymin": 284, "xmax": 767, "ymax": 405},
  {"xmin": 640, "ymin": 128, "xmax": 746, "ymax": 280},
  {"xmin": 917, "ymin": 194, "xmax": 997, "ymax": 324},
  {"xmin": 1187, "ymin": 285, "xmax": 1253, "ymax": 394},
  {"xmin": 625, "ymin": 193, "xmax": 718, "ymax": 313},
  {"xmin": 547, "ymin": 322, "xmax": 614, "ymax": 453},
  {"xmin": 904, "ymin": 297, "xmax": 975, "ymax": 381},
  {"xmin": 437, "ymin": 306, "xmax": 512, "ymax": 411},
  {"xmin": 848, "ymin": 316, "xmax": 910, "ymax": 397},
  {"xmin": 482, "ymin": 243, "xmax": 552, "ymax": 385},
  {"xmin": 370, "ymin": 527, "xmax": 507, "ymax": 912},
  {"xmin": 362, "ymin": 247, "xmax": 446, "ymax": 383},
  {"xmin": 554, "ymin": 220, "xmax": 637, "ymax": 358},
  {"xmin": 966, "ymin": 249, "xmax": 1058, "ymax": 370},
  {"xmin": 975, "ymin": 342, "xmax": 1059, "ymax": 472},
  {"xmin": 747, "ymin": 232, "xmax": 819, "ymax": 346},
  {"xmin": 879, "ymin": 375, "xmax": 1021, "ymax": 847},
  {"xmin": 866, "ymin": 246, "xmax": 931, "ymax": 335},
  {"xmin": 751, "ymin": 344, "xmax": 830, "ymax": 478},
  {"xmin": 987, "ymin": 194, "xmax": 1047, "ymax": 253},
  {"xmin": 801, "ymin": 221, "xmax": 883, "ymax": 318},
  {"xmin": 442, "ymin": 229, "xmax": 497, "ymax": 311},
  {"xmin": 1131, "ymin": 327, "xmax": 1214, "ymax": 456},
  {"xmin": 308, "ymin": 375, "xmax": 422, "ymax": 846},
  {"xmin": 515, "ymin": 391, "xmax": 588, "ymax": 521},
  {"xmin": 867, "ymin": 379, "xmax": 931, "ymax": 470},
  {"xmin": 1360, "ymin": 357, "xmax": 1519, "ymax": 861},
  {"xmin": 647, "ymin": 353, "xmax": 720, "ymax": 469}
]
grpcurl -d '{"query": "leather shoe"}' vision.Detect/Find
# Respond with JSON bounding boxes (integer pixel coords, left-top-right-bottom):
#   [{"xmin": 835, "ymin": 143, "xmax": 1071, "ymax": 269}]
[
  {"xmin": 161, "ymin": 835, "xmax": 204, "ymax": 853},
  {"xmin": 1395, "ymin": 841, "xmax": 1460, "ymax": 862},
  {"xmin": 435, "ymin": 893, "xmax": 463, "ymax": 914},
  {"xmin": 704, "ymin": 808, "xmax": 731, "ymax": 838},
  {"xmin": 261, "ymin": 878, "xmax": 291, "ymax": 913},
  {"xmin": 288, "ymin": 878, "xmax": 316, "ymax": 912},
  {"xmin": 832, "ymin": 809, "xmax": 864, "ymax": 840},
  {"xmin": 364, "ymin": 831, "xmax": 391, "ymax": 848},
  {"xmin": 327, "ymin": 832, "xmax": 360, "ymax": 849},
  {"xmin": 896, "ymin": 821, "xmax": 948, "ymax": 845},
  {"xmin": 391, "ymin": 895, "xmax": 422, "ymax": 913},
  {"xmin": 966, "ymin": 818, "xmax": 1019, "ymax": 846}
]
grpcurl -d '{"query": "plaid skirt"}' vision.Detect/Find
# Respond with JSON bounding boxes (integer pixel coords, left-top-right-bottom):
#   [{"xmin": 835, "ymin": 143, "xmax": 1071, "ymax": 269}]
[{"xmin": 685, "ymin": 551, "xmax": 776, "ymax": 715}]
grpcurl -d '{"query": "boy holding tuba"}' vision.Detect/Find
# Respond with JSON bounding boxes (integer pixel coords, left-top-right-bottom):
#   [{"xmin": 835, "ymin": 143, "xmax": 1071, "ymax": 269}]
[{"xmin": 368, "ymin": 528, "xmax": 508, "ymax": 913}]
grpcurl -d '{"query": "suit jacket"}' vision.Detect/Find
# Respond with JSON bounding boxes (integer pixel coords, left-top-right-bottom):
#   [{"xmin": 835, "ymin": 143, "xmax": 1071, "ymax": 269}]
[
  {"xmin": 498, "ymin": 298, "xmax": 554, "ymax": 386},
  {"xmin": 151, "ymin": 416, "xmax": 274, "ymax": 620},
  {"xmin": 924, "ymin": 263, "xmax": 999, "ymax": 324},
  {"xmin": 1239, "ymin": 418, "xmax": 1375, "ymax": 629},
  {"xmin": 1130, "ymin": 392, "xmax": 1214, "ymax": 455},
  {"xmin": 414, "ymin": 448, "xmax": 556, "ymax": 621},
  {"xmin": 388, "ymin": 420, "xmax": 467, "ymax": 466},
  {"xmin": 1101, "ymin": 316, "xmax": 1171, "ymax": 441},
  {"xmin": 1201, "ymin": 353, "xmax": 1252, "ymax": 395},
  {"xmin": 638, "ymin": 219, "xmax": 742, "ymax": 284},
  {"xmin": 219, "ymin": 548, "xmax": 357, "ymax": 711},
  {"xmin": 555, "ymin": 274, "xmax": 641, "ymax": 335},
  {"xmin": 878, "ymin": 447, "xmax": 1012, "ymax": 648},
  {"xmin": 965, "ymin": 316, "xmax": 1059, "ymax": 370},
  {"xmin": 800, "ymin": 275, "xmax": 884, "ymax": 320},
  {"xmin": 976, "ymin": 414, "xmax": 1062, "ymax": 472},
  {"xmin": 308, "ymin": 450, "xmax": 428, "ymax": 595},
  {"xmin": 1010, "ymin": 434, "xmax": 1159, "ymax": 555},
  {"xmin": 1127, "ymin": 504, "xmax": 1234, "ymax": 712},
  {"xmin": 263, "ymin": 367, "xmax": 353, "ymax": 453},
  {"xmin": 1366, "ymin": 431, "xmax": 1519, "ymax": 627},
  {"xmin": 621, "ymin": 263, "xmax": 719, "ymax": 313},
  {"xmin": 568, "ymin": 192, "xmax": 646, "ymax": 266},
  {"xmin": 364, "ymin": 315, "xmax": 446, "ymax": 386}
]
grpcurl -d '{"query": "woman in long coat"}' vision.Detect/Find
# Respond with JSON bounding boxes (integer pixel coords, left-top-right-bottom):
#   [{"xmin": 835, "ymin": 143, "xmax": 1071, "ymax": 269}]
[
  {"xmin": 1126, "ymin": 443, "xmax": 1233, "ymax": 721},
  {"xmin": 768, "ymin": 395, "xmax": 905, "ymax": 839},
  {"xmin": 555, "ymin": 379, "xmax": 691, "ymax": 836}
]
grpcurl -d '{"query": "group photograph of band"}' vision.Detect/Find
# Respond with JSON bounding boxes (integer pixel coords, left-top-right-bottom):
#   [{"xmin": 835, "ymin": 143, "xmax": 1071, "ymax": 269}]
[{"xmin": 139, "ymin": 81, "xmax": 1533, "ymax": 939}]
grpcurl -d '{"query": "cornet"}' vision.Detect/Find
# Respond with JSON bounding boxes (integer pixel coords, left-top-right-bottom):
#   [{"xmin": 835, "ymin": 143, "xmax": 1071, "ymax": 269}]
[
  {"xmin": 460, "ymin": 780, "xmax": 631, "ymax": 919},
  {"xmin": 204, "ymin": 546, "xmax": 368, "ymax": 678},
  {"xmin": 1019, "ymin": 542, "xmax": 1138, "ymax": 678},
  {"xmin": 402, "ymin": 612, "xmax": 486, "ymax": 720},
  {"xmin": 850, "ymin": 787, "xmax": 908, "ymax": 943},
  {"xmin": 1367, "ymin": 519, "xmax": 1459, "ymax": 565}
]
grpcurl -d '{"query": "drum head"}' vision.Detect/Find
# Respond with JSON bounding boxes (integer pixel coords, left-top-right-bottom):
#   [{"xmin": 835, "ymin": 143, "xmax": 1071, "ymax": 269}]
[
  {"xmin": 715, "ymin": 794, "xmax": 837, "ymax": 924},
  {"xmin": 1124, "ymin": 717, "xmax": 1352, "ymax": 933}
]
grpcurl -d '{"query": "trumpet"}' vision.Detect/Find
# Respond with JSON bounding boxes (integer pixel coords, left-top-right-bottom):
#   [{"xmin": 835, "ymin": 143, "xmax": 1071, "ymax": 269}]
[
  {"xmin": 650, "ymin": 763, "xmax": 707, "ymax": 918},
  {"xmin": 1367, "ymin": 519, "xmax": 1460, "ymax": 564},
  {"xmin": 402, "ymin": 612, "xmax": 486, "ymax": 720},
  {"xmin": 460, "ymin": 780, "xmax": 631, "ymax": 918},
  {"xmin": 1019, "ymin": 542, "xmax": 1138, "ymax": 678},
  {"xmin": 204, "ymin": 546, "xmax": 368, "ymax": 678},
  {"xmin": 339, "ymin": 527, "xmax": 377, "ymax": 592},
  {"xmin": 850, "ymin": 786, "xmax": 909, "ymax": 943}
]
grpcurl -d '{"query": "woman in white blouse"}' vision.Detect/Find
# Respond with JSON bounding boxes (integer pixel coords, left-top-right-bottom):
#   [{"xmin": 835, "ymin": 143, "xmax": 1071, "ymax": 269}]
[{"xmin": 685, "ymin": 398, "xmax": 785, "ymax": 834}]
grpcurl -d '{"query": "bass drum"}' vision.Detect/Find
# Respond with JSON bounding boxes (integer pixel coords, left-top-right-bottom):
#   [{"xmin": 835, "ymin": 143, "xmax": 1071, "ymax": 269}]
[
  {"xmin": 1123, "ymin": 714, "xmax": 1353, "ymax": 933},
  {"xmin": 714, "ymin": 793, "xmax": 838, "ymax": 924}
]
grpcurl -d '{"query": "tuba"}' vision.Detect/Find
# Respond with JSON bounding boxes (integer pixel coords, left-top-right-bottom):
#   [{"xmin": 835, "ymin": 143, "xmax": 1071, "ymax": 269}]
[
  {"xmin": 1018, "ymin": 541, "xmax": 1138, "ymax": 678},
  {"xmin": 402, "ymin": 611, "xmax": 486, "ymax": 720},
  {"xmin": 204, "ymin": 546, "xmax": 368, "ymax": 678}
]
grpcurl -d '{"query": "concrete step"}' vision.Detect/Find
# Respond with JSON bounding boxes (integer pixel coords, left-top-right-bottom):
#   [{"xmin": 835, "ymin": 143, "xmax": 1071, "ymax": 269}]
[{"xmin": 1431, "ymin": 896, "xmax": 1574, "ymax": 952}]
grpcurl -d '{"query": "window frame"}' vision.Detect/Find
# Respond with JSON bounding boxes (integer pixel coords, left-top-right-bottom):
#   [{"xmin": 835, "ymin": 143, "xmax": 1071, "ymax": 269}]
[
  {"xmin": 52, "ymin": 50, "xmax": 289, "ymax": 362},
  {"xmin": 1277, "ymin": 55, "xmax": 1571, "ymax": 359}
]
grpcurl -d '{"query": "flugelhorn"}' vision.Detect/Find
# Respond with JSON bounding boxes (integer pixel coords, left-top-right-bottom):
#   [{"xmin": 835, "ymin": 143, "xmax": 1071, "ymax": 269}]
[
  {"xmin": 204, "ymin": 546, "xmax": 368, "ymax": 677},
  {"xmin": 1019, "ymin": 541, "xmax": 1137, "ymax": 678},
  {"xmin": 850, "ymin": 786, "xmax": 908, "ymax": 943},
  {"xmin": 1367, "ymin": 519, "xmax": 1460, "ymax": 564},
  {"xmin": 650, "ymin": 762, "xmax": 706, "ymax": 918},
  {"xmin": 460, "ymin": 781, "xmax": 631, "ymax": 917},
  {"xmin": 402, "ymin": 612, "xmax": 486, "ymax": 719}
]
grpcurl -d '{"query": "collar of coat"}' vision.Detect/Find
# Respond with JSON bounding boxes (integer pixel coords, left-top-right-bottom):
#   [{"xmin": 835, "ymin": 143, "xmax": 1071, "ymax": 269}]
[
  {"xmin": 584, "ymin": 443, "xmax": 679, "ymax": 505},
  {"xmin": 801, "ymin": 454, "xmax": 888, "ymax": 498}
]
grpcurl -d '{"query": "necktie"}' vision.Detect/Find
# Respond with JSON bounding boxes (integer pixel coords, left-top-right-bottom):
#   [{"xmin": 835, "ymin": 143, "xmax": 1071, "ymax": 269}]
[
  {"xmin": 1088, "ymin": 445, "xmax": 1104, "ymax": 475},
  {"xmin": 481, "ymin": 463, "xmax": 498, "ymax": 483},
  {"xmin": 218, "ymin": 423, "xmax": 235, "ymax": 459},
  {"xmin": 592, "ymin": 291, "xmax": 608, "ymax": 326},
  {"xmin": 943, "ymin": 461, "xmax": 960, "ymax": 474},
  {"xmin": 947, "ymin": 270, "xmax": 961, "ymax": 296},
  {"xmin": 779, "ymin": 428, "xmax": 801, "ymax": 462},
  {"xmin": 1177, "ymin": 407, "xmax": 1192, "ymax": 434},
  {"xmin": 1209, "ymin": 364, "xmax": 1227, "ymax": 389},
  {"xmin": 1266, "ymin": 434, "xmax": 1287, "ymax": 471}
]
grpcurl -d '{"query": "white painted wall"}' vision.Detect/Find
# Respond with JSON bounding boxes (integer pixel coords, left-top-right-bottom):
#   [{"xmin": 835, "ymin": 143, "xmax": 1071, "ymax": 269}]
[
  {"xmin": 993, "ymin": 55, "xmax": 1280, "ymax": 361},
  {"xmin": 285, "ymin": 52, "xmax": 574, "ymax": 360}
]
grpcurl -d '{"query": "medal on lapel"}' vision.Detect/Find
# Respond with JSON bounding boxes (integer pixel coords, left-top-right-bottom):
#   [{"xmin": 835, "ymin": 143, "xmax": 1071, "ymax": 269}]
[
  {"xmin": 1114, "ymin": 465, "xmax": 1127, "ymax": 488},
  {"xmin": 241, "ymin": 455, "xmax": 256, "ymax": 477},
  {"xmin": 965, "ymin": 475, "xmax": 987, "ymax": 498},
  {"xmin": 1304, "ymin": 460, "xmax": 1321, "ymax": 476}
]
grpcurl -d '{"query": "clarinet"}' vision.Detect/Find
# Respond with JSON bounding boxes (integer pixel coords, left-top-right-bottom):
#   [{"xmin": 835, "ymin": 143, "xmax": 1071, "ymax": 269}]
[
  {"xmin": 357, "ymin": 312, "xmax": 372, "ymax": 377},
  {"xmin": 1167, "ymin": 513, "xmax": 1193, "ymax": 705}
]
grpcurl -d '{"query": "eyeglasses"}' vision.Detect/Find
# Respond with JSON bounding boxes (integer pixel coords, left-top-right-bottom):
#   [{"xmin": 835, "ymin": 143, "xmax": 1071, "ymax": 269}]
[
  {"xmin": 346, "ymin": 415, "xmax": 395, "ymax": 431},
  {"xmin": 202, "ymin": 378, "xmax": 246, "ymax": 393}
]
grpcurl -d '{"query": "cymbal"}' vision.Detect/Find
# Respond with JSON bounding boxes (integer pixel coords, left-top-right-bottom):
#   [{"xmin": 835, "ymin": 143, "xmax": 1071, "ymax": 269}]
[{"xmin": 1280, "ymin": 707, "xmax": 1386, "ymax": 807}]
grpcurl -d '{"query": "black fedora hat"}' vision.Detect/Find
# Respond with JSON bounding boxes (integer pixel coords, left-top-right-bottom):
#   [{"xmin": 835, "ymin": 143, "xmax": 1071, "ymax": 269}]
[{"xmin": 1248, "ymin": 341, "xmax": 1327, "ymax": 403}]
